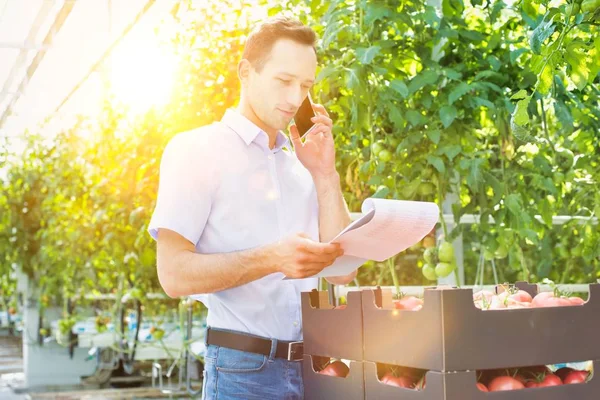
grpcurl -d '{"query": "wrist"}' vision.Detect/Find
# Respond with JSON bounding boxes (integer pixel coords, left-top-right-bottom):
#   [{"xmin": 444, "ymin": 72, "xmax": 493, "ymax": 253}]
[
  {"xmin": 256, "ymin": 242, "xmax": 280, "ymax": 275},
  {"xmin": 312, "ymin": 171, "xmax": 340, "ymax": 192}
]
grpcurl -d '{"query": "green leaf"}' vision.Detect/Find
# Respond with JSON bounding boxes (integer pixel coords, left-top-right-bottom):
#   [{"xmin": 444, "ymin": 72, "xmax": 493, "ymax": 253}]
[
  {"xmin": 365, "ymin": 3, "xmax": 390, "ymax": 25},
  {"xmin": 390, "ymin": 80, "xmax": 409, "ymax": 98},
  {"xmin": 439, "ymin": 105, "xmax": 458, "ymax": 128},
  {"xmin": 316, "ymin": 65, "xmax": 338, "ymax": 83},
  {"xmin": 505, "ymin": 194, "xmax": 523, "ymax": 217},
  {"xmin": 511, "ymin": 89, "xmax": 528, "ymax": 100},
  {"xmin": 345, "ymin": 66, "xmax": 363, "ymax": 92},
  {"xmin": 522, "ymin": 229, "xmax": 539, "ymax": 245},
  {"xmin": 512, "ymin": 98, "xmax": 531, "ymax": 126},
  {"xmin": 483, "ymin": 171, "xmax": 504, "ymax": 205},
  {"xmin": 537, "ymin": 57, "xmax": 556, "ymax": 95},
  {"xmin": 389, "ymin": 107, "xmax": 405, "ymax": 129},
  {"xmin": 367, "ymin": 175, "xmax": 383, "ymax": 185},
  {"xmin": 553, "ymin": 101, "xmax": 573, "ymax": 129},
  {"xmin": 473, "ymin": 97, "xmax": 496, "ymax": 109},
  {"xmin": 426, "ymin": 155, "xmax": 445, "ymax": 174},
  {"xmin": 539, "ymin": 198, "xmax": 553, "ymax": 228},
  {"xmin": 408, "ymin": 70, "xmax": 439, "ymax": 94},
  {"xmin": 373, "ymin": 185, "xmax": 390, "ymax": 198},
  {"xmin": 443, "ymin": 145, "xmax": 462, "ymax": 161},
  {"xmin": 565, "ymin": 41, "xmax": 590, "ymax": 91},
  {"xmin": 529, "ymin": 15, "xmax": 557, "ymax": 55},
  {"xmin": 448, "ymin": 82, "xmax": 471, "ymax": 104},
  {"xmin": 400, "ymin": 180, "xmax": 421, "ymax": 199},
  {"xmin": 427, "ymin": 129, "xmax": 441, "ymax": 144},
  {"xmin": 510, "ymin": 48, "xmax": 529, "ymax": 65},
  {"xmin": 488, "ymin": 55, "xmax": 502, "ymax": 71},
  {"xmin": 356, "ymin": 46, "xmax": 381, "ymax": 65},
  {"xmin": 466, "ymin": 158, "xmax": 485, "ymax": 191},
  {"xmin": 406, "ymin": 110, "xmax": 424, "ymax": 126},
  {"xmin": 443, "ymin": 68, "xmax": 462, "ymax": 80},
  {"xmin": 459, "ymin": 30, "xmax": 485, "ymax": 43},
  {"xmin": 474, "ymin": 70, "xmax": 505, "ymax": 82}
]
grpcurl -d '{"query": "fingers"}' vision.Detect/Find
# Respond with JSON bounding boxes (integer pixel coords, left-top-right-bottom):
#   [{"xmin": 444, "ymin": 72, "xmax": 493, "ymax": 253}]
[
  {"xmin": 304, "ymin": 123, "xmax": 331, "ymax": 140},
  {"xmin": 301, "ymin": 239, "xmax": 342, "ymax": 256},
  {"xmin": 312, "ymin": 103, "xmax": 330, "ymax": 117},
  {"xmin": 296, "ymin": 260, "xmax": 337, "ymax": 278},
  {"xmin": 310, "ymin": 115, "xmax": 332, "ymax": 129}
]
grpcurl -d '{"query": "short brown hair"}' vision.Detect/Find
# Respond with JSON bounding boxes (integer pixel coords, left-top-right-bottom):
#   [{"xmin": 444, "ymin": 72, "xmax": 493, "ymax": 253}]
[{"xmin": 242, "ymin": 16, "xmax": 317, "ymax": 72}]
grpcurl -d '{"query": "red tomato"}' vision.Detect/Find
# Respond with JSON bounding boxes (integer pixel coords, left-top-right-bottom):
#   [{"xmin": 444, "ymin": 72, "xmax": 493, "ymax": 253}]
[
  {"xmin": 489, "ymin": 376, "xmax": 525, "ymax": 391},
  {"xmin": 509, "ymin": 290, "xmax": 533, "ymax": 303},
  {"xmin": 505, "ymin": 299, "xmax": 532, "ymax": 309},
  {"xmin": 489, "ymin": 296, "xmax": 507, "ymax": 309},
  {"xmin": 519, "ymin": 365, "xmax": 551, "ymax": 380},
  {"xmin": 537, "ymin": 374, "xmax": 563, "ymax": 387},
  {"xmin": 532, "ymin": 292, "xmax": 575, "ymax": 307},
  {"xmin": 544, "ymin": 297, "xmax": 573, "ymax": 307},
  {"xmin": 380, "ymin": 372, "xmax": 414, "ymax": 388},
  {"xmin": 564, "ymin": 370, "xmax": 589, "ymax": 384},
  {"xmin": 473, "ymin": 290, "xmax": 494, "ymax": 303},
  {"xmin": 526, "ymin": 381, "xmax": 538, "ymax": 388},
  {"xmin": 569, "ymin": 297, "xmax": 585, "ymax": 306},
  {"xmin": 531, "ymin": 292, "xmax": 555, "ymax": 307},
  {"xmin": 319, "ymin": 361, "xmax": 349, "ymax": 377},
  {"xmin": 476, "ymin": 382, "xmax": 489, "ymax": 392},
  {"xmin": 393, "ymin": 296, "xmax": 423, "ymax": 310},
  {"xmin": 555, "ymin": 367, "xmax": 574, "ymax": 381},
  {"xmin": 473, "ymin": 300, "xmax": 485, "ymax": 309}
]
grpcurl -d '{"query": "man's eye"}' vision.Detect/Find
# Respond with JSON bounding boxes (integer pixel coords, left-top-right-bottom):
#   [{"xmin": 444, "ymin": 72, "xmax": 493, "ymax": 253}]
[{"xmin": 278, "ymin": 78, "xmax": 291, "ymax": 84}]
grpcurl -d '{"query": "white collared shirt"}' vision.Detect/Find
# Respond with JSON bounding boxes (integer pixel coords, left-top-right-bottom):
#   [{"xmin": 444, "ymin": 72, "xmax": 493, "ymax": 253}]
[{"xmin": 148, "ymin": 108, "xmax": 319, "ymax": 341}]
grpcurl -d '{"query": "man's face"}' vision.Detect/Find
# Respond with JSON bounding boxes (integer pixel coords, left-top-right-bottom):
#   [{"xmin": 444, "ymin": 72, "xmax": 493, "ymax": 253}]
[{"xmin": 244, "ymin": 38, "xmax": 317, "ymax": 132}]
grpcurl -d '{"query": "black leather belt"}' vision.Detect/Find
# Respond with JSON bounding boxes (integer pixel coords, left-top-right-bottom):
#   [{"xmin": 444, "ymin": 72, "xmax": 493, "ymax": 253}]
[{"xmin": 206, "ymin": 327, "xmax": 304, "ymax": 361}]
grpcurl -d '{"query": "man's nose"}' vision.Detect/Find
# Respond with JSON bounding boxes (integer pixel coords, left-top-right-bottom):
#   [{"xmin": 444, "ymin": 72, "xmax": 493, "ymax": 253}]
[{"xmin": 286, "ymin": 86, "xmax": 305, "ymax": 109}]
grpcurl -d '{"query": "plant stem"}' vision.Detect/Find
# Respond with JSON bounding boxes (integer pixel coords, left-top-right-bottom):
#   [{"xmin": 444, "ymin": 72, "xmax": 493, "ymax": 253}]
[
  {"xmin": 539, "ymin": 97, "xmax": 556, "ymax": 157},
  {"xmin": 388, "ymin": 258, "xmax": 400, "ymax": 298}
]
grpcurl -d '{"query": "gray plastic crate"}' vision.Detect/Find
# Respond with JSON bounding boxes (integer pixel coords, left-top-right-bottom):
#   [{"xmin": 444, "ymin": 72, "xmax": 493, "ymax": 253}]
[
  {"xmin": 362, "ymin": 284, "xmax": 600, "ymax": 371},
  {"xmin": 302, "ymin": 290, "xmax": 363, "ymax": 361}
]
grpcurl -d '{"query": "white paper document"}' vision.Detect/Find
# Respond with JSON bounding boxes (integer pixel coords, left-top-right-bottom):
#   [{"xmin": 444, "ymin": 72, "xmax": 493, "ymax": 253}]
[{"xmin": 313, "ymin": 198, "xmax": 439, "ymax": 278}]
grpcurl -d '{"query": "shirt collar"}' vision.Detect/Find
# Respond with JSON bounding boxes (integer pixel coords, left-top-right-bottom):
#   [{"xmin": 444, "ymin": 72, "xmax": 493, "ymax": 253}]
[{"xmin": 221, "ymin": 108, "xmax": 290, "ymax": 152}]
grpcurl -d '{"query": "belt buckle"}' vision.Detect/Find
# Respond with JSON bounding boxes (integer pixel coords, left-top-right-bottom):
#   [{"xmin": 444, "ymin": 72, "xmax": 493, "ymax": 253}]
[{"xmin": 287, "ymin": 341, "xmax": 303, "ymax": 361}]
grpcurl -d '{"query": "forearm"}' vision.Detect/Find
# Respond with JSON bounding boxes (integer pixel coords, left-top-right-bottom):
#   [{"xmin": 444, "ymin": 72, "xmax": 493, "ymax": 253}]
[
  {"xmin": 158, "ymin": 245, "xmax": 276, "ymax": 298},
  {"xmin": 313, "ymin": 172, "xmax": 356, "ymax": 284},
  {"xmin": 313, "ymin": 171, "xmax": 353, "ymax": 243}
]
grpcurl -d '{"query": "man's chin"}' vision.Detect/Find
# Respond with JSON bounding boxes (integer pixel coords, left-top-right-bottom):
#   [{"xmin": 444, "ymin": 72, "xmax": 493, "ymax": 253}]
[{"xmin": 273, "ymin": 118, "xmax": 292, "ymax": 131}]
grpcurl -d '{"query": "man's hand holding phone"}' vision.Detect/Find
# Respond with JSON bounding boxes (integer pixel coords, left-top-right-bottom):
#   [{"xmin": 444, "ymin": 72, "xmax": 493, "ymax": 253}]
[{"xmin": 289, "ymin": 96, "xmax": 337, "ymax": 179}]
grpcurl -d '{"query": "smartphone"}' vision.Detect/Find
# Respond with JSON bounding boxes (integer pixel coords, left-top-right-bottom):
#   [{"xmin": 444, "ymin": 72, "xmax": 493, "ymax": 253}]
[{"xmin": 294, "ymin": 93, "xmax": 316, "ymax": 139}]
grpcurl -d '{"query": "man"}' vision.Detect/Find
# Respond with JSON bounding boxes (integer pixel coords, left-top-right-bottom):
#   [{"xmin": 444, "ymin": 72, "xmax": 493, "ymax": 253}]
[{"xmin": 148, "ymin": 15, "xmax": 357, "ymax": 399}]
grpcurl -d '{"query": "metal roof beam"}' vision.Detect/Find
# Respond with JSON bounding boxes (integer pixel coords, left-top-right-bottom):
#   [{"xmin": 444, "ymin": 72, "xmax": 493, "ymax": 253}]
[
  {"xmin": 0, "ymin": 41, "xmax": 52, "ymax": 50},
  {"xmin": 0, "ymin": 0, "xmax": 75, "ymax": 127}
]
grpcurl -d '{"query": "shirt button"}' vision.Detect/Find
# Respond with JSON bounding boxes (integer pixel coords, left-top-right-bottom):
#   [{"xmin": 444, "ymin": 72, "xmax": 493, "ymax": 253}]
[
  {"xmin": 267, "ymin": 155, "xmax": 273, "ymax": 160},
  {"xmin": 293, "ymin": 321, "xmax": 298, "ymax": 326}
]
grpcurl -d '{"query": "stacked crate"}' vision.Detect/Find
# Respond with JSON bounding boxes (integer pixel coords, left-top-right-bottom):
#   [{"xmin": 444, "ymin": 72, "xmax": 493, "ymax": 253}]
[
  {"xmin": 301, "ymin": 282, "xmax": 600, "ymax": 399},
  {"xmin": 361, "ymin": 283, "xmax": 600, "ymax": 399},
  {"xmin": 301, "ymin": 290, "xmax": 365, "ymax": 400}
]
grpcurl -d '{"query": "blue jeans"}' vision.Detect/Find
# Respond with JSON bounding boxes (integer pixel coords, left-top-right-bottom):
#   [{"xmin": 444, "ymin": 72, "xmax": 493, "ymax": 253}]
[{"xmin": 201, "ymin": 338, "xmax": 303, "ymax": 399}]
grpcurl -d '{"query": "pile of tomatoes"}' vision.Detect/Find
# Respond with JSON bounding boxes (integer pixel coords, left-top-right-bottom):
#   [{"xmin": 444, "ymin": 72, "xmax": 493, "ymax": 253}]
[
  {"xmin": 387, "ymin": 284, "xmax": 586, "ymax": 312},
  {"xmin": 477, "ymin": 365, "xmax": 591, "ymax": 392},
  {"xmin": 370, "ymin": 364, "xmax": 592, "ymax": 391},
  {"xmin": 473, "ymin": 287, "xmax": 586, "ymax": 310},
  {"xmin": 317, "ymin": 360, "xmax": 351, "ymax": 377}
]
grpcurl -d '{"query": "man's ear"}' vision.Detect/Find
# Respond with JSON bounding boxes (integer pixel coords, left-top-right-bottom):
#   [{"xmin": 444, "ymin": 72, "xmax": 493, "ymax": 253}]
[{"xmin": 238, "ymin": 59, "xmax": 251, "ymax": 86}]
